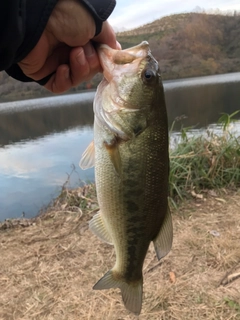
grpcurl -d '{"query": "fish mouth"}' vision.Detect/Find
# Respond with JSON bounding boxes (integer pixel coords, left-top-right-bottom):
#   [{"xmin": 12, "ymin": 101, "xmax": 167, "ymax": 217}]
[{"xmin": 97, "ymin": 41, "xmax": 151, "ymax": 83}]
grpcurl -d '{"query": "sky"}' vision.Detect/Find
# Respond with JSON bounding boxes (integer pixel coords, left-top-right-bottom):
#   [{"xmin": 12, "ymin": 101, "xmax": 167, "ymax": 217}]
[{"xmin": 108, "ymin": 0, "xmax": 240, "ymax": 31}]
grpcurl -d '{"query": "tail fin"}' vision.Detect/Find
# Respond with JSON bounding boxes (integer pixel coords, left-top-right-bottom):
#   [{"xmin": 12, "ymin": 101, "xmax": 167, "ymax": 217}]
[{"xmin": 93, "ymin": 270, "xmax": 143, "ymax": 315}]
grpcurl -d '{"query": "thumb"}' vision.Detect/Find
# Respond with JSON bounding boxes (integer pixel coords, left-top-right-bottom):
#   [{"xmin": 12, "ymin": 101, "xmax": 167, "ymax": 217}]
[{"xmin": 94, "ymin": 21, "xmax": 120, "ymax": 49}]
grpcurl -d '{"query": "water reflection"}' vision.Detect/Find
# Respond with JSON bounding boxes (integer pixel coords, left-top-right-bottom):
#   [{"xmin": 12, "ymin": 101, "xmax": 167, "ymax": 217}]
[
  {"xmin": 1, "ymin": 73, "xmax": 240, "ymax": 147},
  {"xmin": 164, "ymin": 72, "xmax": 240, "ymax": 129},
  {"xmin": 0, "ymin": 128, "xmax": 94, "ymax": 220},
  {"xmin": 0, "ymin": 73, "xmax": 240, "ymax": 220},
  {"xmin": 0, "ymin": 92, "xmax": 95, "ymax": 146}
]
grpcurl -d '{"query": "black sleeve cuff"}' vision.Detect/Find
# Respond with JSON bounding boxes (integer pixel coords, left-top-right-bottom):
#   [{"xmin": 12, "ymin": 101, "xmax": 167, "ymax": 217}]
[
  {"xmin": 81, "ymin": 0, "xmax": 116, "ymax": 36},
  {"xmin": 6, "ymin": 65, "xmax": 54, "ymax": 85},
  {"xmin": 6, "ymin": 0, "xmax": 116, "ymax": 85},
  {"xmin": 5, "ymin": 0, "xmax": 58, "ymax": 84},
  {"xmin": 16, "ymin": 0, "xmax": 58, "ymax": 63}
]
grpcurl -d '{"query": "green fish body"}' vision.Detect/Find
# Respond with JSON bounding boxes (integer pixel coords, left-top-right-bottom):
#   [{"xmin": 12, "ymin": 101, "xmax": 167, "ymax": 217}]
[{"xmin": 80, "ymin": 41, "xmax": 173, "ymax": 315}]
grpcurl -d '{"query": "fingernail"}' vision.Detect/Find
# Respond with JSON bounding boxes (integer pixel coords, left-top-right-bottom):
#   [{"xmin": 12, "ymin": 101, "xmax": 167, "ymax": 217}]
[
  {"xmin": 76, "ymin": 48, "xmax": 86, "ymax": 66},
  {"xmin": 84, "ymin": 42, "xmax": 94, "ymax": 57},
  {"xmin": 64, "ymin": 67, "xmax": 69, "ymax": 79},
  {"xmin": 116, "ymin": 41, "xmax": 122, "ymax": 50}
]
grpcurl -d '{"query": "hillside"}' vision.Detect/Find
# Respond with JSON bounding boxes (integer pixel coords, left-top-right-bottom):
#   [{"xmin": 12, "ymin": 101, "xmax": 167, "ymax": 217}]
[
  {"xmin": 0, "ymin": 70, "xmax": 101, "ymax": 103},
  {"xmin": 118, "ymin": 12, "xmax": 240, "ymax": 79},
  {"xmin": 1, "ymin": 12, "xmax": 240, "ymax": 102}
]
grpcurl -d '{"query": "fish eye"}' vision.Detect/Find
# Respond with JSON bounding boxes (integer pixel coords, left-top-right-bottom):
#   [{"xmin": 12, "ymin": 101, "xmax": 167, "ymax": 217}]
[{"xmin": 142, "ymin": 69, "xmax": 155, "ymax": 82}]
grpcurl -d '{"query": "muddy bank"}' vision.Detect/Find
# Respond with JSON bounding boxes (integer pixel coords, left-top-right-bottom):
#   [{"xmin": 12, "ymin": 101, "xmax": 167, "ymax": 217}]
[{"xmin": 0, "ymin": 186, "xmax": 240, "ymax": 319}]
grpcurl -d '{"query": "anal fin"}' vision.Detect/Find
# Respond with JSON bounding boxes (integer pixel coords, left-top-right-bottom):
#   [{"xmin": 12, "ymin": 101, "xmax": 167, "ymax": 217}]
[
  {"xmin": 89, "ymin": 211, "xmax": 113, "ymax": 245},
  {"xmin": 153, "ymin": 207, "xmax": 173, "ymax": 260}
]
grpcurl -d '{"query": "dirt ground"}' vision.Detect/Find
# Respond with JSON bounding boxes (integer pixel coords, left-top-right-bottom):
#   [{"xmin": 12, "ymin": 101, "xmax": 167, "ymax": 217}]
[{"xmin": 0, "ymin": 186, "xmax": 240, "ymax": 320}]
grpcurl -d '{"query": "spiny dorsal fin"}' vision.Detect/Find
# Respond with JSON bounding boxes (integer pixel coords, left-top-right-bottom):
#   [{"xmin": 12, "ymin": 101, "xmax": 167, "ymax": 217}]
[
  {"xmin": 79, "ymin": 141, "xmax": 95, "ymax": 169},
  {"xmin": 153, "ymin": 207, "xmax": 173, "ymax": 260},
  {"xmin": 93, "ymin": 270, "xmax": 143, "ymax": 315},
  {"xmin": 89, "ymin": 211, "xmax": 113, "ymax": 245}
]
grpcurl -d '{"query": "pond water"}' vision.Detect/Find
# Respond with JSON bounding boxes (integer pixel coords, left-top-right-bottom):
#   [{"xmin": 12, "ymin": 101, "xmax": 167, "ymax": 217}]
[{"xmin": 1, "ymin": 73, "xmax": 240, "ymax": 220}]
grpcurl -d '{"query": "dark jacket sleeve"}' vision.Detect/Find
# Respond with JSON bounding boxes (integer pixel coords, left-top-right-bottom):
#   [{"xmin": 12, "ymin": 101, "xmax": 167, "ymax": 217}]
[{"xmin": 0, "ymin": 0, "xmax": 116, "ymax": 84}]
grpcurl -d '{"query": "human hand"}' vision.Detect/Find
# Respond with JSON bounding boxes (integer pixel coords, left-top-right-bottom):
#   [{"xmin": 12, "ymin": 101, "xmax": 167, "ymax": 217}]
[{"xmin": 17, "ymin": 0, "xmax": 119, "ymax": 93}]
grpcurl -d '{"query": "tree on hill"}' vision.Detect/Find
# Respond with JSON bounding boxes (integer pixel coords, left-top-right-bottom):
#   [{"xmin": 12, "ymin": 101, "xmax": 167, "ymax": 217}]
[{"xmin": 1, "ymin": 12, "xmax": 240, "ymax": 102}]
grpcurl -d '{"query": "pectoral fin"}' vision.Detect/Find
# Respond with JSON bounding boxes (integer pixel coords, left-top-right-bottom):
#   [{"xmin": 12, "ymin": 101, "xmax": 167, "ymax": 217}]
[
  {"xmin": 153, "ymin": 207, "xmax": 173, "ymax": 260},
  {"xmin": 89, "ymin": 211, "xmax": 113, "ymax": 245},
  {"xmin": 104, "ymin": 139, "xmax": 122, "ymax": 176},
  {"xmin": 79, "ymin": 141, "xmax": 95, "ymax": 169}
]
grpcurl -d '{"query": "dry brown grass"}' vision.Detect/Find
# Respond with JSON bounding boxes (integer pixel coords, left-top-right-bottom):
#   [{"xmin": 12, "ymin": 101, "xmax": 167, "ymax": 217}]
[{"xmin": 0, "ymin": 185, "xmax": 240, "ymax": 320}]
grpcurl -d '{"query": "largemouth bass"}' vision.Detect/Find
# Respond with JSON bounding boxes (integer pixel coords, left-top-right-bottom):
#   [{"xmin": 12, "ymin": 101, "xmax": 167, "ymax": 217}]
[{"xmin": 80, "ymin": 41, "xmax": 173, "ymax": 315}]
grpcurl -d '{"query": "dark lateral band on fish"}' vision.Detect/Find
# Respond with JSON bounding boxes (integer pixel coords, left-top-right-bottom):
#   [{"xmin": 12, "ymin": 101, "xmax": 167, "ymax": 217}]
[{"xmin": 79, "ymin": 41, "xmax": 172, "ymax": 315}]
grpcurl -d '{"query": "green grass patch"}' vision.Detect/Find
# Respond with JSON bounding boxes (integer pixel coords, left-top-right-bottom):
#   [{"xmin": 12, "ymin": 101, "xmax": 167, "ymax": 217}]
[
  {"xmin": 169, "ymin": 112, "xmax": 240, "ymax": 205},
  {"xmin": 224, "ymin": 298, "xmax": 240, "ymax": 313}
]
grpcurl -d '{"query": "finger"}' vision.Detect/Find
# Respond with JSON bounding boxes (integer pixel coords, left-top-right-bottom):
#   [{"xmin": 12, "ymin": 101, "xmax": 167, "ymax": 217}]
[
  {"xmin": 44, "ymin": 45, "xmax": 101, "ymax": 93},
  {"xmin": 44, "ymin": 64, "xmax": 71, "ymax": 93},
  {"xmin": 69, "ymin": 44, "xmax": 100, "ymax": 86},
  {"xmin": 26, "ymin": 45, "xmax": 71, "ymax": 81},
  {"xmin": 82, "ymin": 42, "xmax": 101, "ymax": 75},
  {"xmin": 94, "ymin": 21, "xmax": 120, "ymax": 49}
]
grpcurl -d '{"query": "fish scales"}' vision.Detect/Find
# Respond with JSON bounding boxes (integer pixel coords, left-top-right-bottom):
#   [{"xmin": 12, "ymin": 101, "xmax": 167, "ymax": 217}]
[{"xmin": 80, "ymin": 41, "xmax": 173, "ymax": 315}]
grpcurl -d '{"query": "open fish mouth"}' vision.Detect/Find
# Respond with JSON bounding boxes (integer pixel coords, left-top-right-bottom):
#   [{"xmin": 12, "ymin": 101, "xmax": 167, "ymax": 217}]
[{"xmin": 97, "ymin": 41, "xmax": 151, "ymax": 83}]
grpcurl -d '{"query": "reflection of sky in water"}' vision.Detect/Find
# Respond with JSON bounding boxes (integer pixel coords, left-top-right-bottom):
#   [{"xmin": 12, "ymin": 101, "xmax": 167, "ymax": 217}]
[
  {"xmin": 2, "ymin": 120, "xmax": 239, "ymax": 221},
  {"xmin": 0, "ymin": 127, "xmax": 94, "ymax": 220},
  {"xmin": 1, "ymin": 73, "xmax": 240, "ymax": 221}
]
